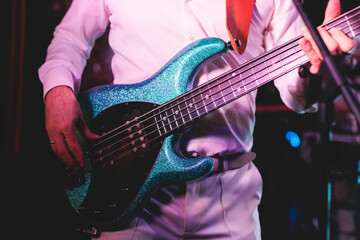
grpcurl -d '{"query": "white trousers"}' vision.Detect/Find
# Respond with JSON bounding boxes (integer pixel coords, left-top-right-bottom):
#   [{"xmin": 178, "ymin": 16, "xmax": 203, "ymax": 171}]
[{"xmin": 97, "ymin": 162, "xmax": 263, "ymax": 240}]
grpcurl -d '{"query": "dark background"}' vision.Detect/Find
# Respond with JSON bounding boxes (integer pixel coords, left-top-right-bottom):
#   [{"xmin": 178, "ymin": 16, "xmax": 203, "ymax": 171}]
[{"xmin": 2, "ymin": 0, "xmax": 359, "ymax": 239}]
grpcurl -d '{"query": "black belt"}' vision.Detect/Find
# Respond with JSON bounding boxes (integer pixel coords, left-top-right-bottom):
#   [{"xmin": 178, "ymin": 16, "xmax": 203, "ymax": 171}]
[{"xmin": 210, "ymin": 152, "xmax": 256, "ymax": 174}]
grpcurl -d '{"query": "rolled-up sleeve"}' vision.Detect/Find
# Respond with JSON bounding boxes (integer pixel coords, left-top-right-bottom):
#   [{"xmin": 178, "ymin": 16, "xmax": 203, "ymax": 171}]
[{"xmin": 38, "ymin": 0, "xmax": 110, "ymax": 98}]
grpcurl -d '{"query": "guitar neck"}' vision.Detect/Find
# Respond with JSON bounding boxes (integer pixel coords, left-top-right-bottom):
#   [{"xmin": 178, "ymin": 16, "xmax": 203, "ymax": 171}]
[{"xmin": 152, "ymin": 6, "xmax": 360, "ymax": 137}]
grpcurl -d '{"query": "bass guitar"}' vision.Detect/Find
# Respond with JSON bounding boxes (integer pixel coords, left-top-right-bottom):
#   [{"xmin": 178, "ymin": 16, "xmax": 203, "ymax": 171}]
[{"xmin": 64, "ymin": 6, "xmax": 360, "ymax": 230}]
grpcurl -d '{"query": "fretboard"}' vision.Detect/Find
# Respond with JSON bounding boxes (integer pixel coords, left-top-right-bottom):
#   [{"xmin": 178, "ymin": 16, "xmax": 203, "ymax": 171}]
[{"xmin": 153, "ymin": 6, "xmax": 360, "ymax": 137}]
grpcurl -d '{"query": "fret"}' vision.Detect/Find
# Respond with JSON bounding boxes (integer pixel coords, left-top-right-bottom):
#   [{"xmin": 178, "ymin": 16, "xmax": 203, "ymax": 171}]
[
  {"xmin": 146, "ymin": 6, "xmax": 360, "ymax": 139},
  {"xmin": 264, "ymin": 52, "xmax": 281, "ymax": 75},
  {"xmin": 187, "ymin": 94, "xmax": 199, "ymax": 120},
  {"xmin": 345, "ymin": 16, "xmax": 355, "ymax": 38},
  {"xmin": 205, "ymin": 102, "xmax": 216, "ymax": 113},
  {"xmin": 251, "ymin": 63, "xmax": 258, "ymax": 84},
  {"xmin": 243, "ymin": 76, "xmax": 257, "ymax": 92},
  {"xmin": 255, "ymin": 70, "xmax": 271, "ymax": 87},
  {"xmin": 178, "ymin": 97, "xmax": 192, "ymax": 124},
  {"xmin": 252, "ymin": 60, "xmax": 271, "ymax": 87},
  {"xmin": 163, "ymin": 108, "xmax": 173, "ymax": 132},
  {"xmin": 293, "ymin": 41, "xmax": 304, "ymax": 66},
  {"xmin": 266, "ymin": 56, "xmax": 283, "ymax": 80},
  {"xmin": 197, "ymin": 104, "xmax": 207, "ymax": 116},
  {"xmin": 335, "ymin": 18, "xmax": 351, "ymax": 33},
  {"xmin": 349, "ymin": 13, "xmax": 360, "ymax": 35},
  {"xmin": 165, "ymin": 105, "xmax": 177, "ymax": 131},
  {"xmin": 222, "ymin": 78, "xmax": 235, "ymax": 103},
  {"xmin": 217, "ymin": 78, "xmax": 230, "ymax": 105},
  {"xmin": 229, "ymin": 73, "xmax": 245, "ymax": 97},
  {"xmin": 173, "ymin": 101, "xmax": 185, "ymax": 127},
  {"xmin": 210, "ymin": 92, "xmax": 217, "ymax": 109},
  {"xmin": 200, "ymin": 85, "xmax": 213, "ymax": 111},
  {"xmin": 282, "ymin": 50, "xmax": 301, "ymax": 72},
  {"xmin": 162, "ymin": 107, "xmax": 171, "ymax": 134},
  {"xmin": 229, "ymin": 76, "xmax": 238, "ymax": 100},
  {"xmin": 173, "ymin": 107, "xmax": 180, "ymax": 129},
  {"xmin": 210, "ymin": 80, "xmax": 226, "ymax": 108},
  {"xmin": 276, "ymin": 49, "xmax": 286, "ymax": 75},
  {"xmin": 219, "ymin": 85, "xmax": 227, "ymax": 106},
  {"xmin": 264, "ymin": 59, "xmax": 273, "ymax": 82},
  {"xmin": 240, "ymin": 67, "xmax": 252, "ymax": 82},
  {"xmin": 193, "ymin": 91, "xmax": 205, "ymax": 110},
  {"xmin": 154, "ymin": 108, "xmax": 166, "ymax": 136},
  {"xmin": 205, "ymin": 89, "xmax": 217, "ymax": 112},
  {"xmin": 190, "ymin": 89, "xmax": 206, "ymax": 116},
  {"xmin": 323, "ymin": 7, "xmax": 360, "ymax": 39},
  {"xmin": 184, "ymin": 98, "xmax": 193, "ymax": 119},
  {"xmin": 207, "ymin": 80, "xmax": 219, "ymax": 109}
]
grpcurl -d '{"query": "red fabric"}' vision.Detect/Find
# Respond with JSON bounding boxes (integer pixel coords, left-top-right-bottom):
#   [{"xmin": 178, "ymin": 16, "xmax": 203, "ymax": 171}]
[{"xmin": 226, "ymin": 0, "xmax": 254, "ymax": 54}]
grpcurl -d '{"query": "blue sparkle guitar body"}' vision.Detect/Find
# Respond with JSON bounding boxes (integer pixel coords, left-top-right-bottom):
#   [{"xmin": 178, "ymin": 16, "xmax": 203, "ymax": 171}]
[
  {"xmin": 65, "ymin": 38, "xmax": 228, "ymax": 230},
  {"xmin": 60, "ymin": 5, "xmax": 360, "ymax": 230}
]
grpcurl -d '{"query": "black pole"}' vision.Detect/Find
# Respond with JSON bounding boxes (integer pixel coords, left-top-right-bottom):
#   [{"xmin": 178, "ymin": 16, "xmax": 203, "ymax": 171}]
[
  {"xmin": 291, "ymin": 1, "xmax": 360, "ymax": 239},
  {"xmin": 316, "ymin": 100, "xmax": 334, "ymax": 240},
  {"xmin": 292, "ymin": 0, "xmax": 360, "ymax": 125}
]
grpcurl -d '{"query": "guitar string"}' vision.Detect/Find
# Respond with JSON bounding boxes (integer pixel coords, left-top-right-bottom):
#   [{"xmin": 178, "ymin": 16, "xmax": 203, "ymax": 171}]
[
  {"xmin": 93, "ymin": 34, "xmax": 357, "ymax": 169},
  {"xmin": 90, "ymin": 15, "xmax": 360, "ymax": 168},
  {"xmin": 90, "ymin": 8, "xmax": 359, "ymax": 152},
  {"xmin": 91, "ymin": 40, "xmax": 299, "ymax": 146},
  {"xmin": 90, "ymin": 14, "xmax": 359, "ymax": 150},
  {"xmin": 90, "ymin": 39, "xmax": 303, "ymax": 156},
  {"xmin": 91, "ymin": 19, "xmax": 354, "ymax": 169},
  {"xmin": 90, "ymin": 37, "xmax": 301, "ymax": 151},
  {"xmin": 91, "ymin": 7, "xmax": 360, "ymax": 152},
  {"xmin": 89, "ymin": 11, "xmax": 360, "ymax": 161},
  {"xmin": 92, "ymin": 50, "xmax": 309, "ymax": 169},
  {"xmin": 91, "ymin": 12, "xmax": 360, "ymax": 167}
]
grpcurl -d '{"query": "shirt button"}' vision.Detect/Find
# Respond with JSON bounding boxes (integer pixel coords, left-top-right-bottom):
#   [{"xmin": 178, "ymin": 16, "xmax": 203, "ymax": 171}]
[{"xmin": 188, "ymin": 35, "xmax": 195, "ymax": 41}]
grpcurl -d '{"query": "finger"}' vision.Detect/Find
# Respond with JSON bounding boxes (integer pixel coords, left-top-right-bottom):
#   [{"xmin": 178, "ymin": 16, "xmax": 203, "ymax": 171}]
[
  {"xmin": 53, "ymin": 131, "xmax": 79, "ymax": 167},
  {"xmin": 64, "ymin": 128, "xmax": 85, "ymax": 168},
  {"xmin": 318, "ymin": 28, "xmax": 341, "ymax": 55},
  {"xmin": 301, "ymin": 27, "xmax": 323, "ymax": 59},
  {"xmin": 329, "ymin": 27, "xmax": 354, "ymax": 53},
  {"xmin": 323, "ymin": 0, "xmax": 341, "ymax": 23},
  {"xmin": 77, "ymin": 114, "xmax": 99, "ymax": 140},
  {"xmin": 299, "ymin": 38, "xmax": 321, "ymax": 63},
  {"xmin": 299, "ymin": 37, "xmax": 313, "ymax": 53},
  {"xmin": 299, "ymin": 28, "xmax": 323, "ymax": 74}
]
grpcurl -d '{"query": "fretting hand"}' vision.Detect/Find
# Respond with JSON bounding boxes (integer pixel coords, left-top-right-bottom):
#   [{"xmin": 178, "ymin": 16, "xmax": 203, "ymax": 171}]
[{"xmin": 299, "ymin": 0, "xmax": 354, "ymax": 74}]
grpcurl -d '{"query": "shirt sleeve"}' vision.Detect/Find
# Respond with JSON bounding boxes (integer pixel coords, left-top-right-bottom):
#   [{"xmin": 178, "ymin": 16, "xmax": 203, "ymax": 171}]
[
  {"xmin": 265, "ymin": 0, "xmax": 317, "ymax": 113},
  {"xmin": 38, "ymin": 0, "xmax": 110, "ymax": 98}
]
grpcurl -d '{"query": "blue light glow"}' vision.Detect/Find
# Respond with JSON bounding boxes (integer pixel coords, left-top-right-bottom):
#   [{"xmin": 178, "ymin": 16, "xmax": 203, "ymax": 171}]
[
  {"xmin": 357, "ymin": 160, "xmax": 360, "ymax": 184},
  {"xmin": 285, "ymin": 131, "xmax": 301, "ymax": 148}
]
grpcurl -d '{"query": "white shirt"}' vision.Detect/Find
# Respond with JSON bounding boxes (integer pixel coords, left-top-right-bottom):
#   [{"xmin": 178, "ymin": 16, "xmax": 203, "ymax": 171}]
[{"xmin": 38, "ymin": 0, "xmax": 308, "ymax": 158}]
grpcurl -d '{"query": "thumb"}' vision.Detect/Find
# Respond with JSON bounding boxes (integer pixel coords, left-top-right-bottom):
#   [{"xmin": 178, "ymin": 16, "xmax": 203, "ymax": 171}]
[
  {"xmin": 323, "ymin": 0, "xmax": 341, "ymax": 23},
  {"xmin": 83, "ymin": 124, "xmax": 99, "ymax": 140}
]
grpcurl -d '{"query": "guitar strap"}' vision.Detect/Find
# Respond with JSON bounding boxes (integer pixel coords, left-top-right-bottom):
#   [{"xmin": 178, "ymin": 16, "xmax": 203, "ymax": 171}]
[{"xmin": 226, "ymin": 0, "xmax": 255, "ymax": 54}]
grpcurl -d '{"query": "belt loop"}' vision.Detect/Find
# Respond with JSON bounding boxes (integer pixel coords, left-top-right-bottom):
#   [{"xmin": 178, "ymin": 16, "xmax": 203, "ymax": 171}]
[
  {"xmin": 209, "ymin": 152, "xmax": 256, "ymax": 175},
  {"xmin": 218, "ymin": 156, "xmax": 224, "ymax": 172}
]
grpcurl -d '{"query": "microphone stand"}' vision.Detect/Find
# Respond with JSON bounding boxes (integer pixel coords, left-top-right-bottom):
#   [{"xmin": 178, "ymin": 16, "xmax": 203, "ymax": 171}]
[
  {"xmin": 292, "ymin": 0, "xmax": 360, "ymax": 124},
  {"xmin": 292, "ymin": 1, "xmax": 360, "ymax": 239}
]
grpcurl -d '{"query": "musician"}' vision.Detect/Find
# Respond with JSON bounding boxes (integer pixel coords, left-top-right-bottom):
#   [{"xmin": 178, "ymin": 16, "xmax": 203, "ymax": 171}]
[{"xmin": 38, "ymin": 0, "xmax": 354, "ymax": 238}]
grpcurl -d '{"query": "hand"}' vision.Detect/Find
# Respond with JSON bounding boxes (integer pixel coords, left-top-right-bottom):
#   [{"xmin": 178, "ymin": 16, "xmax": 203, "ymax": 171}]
[
  {"xmin": 45, "ymin": 86, "xmax": 98, "ymax": 168},
  {"xmin": 299, "ymin": 0, "xmax": 354, "ymax": 74}
]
